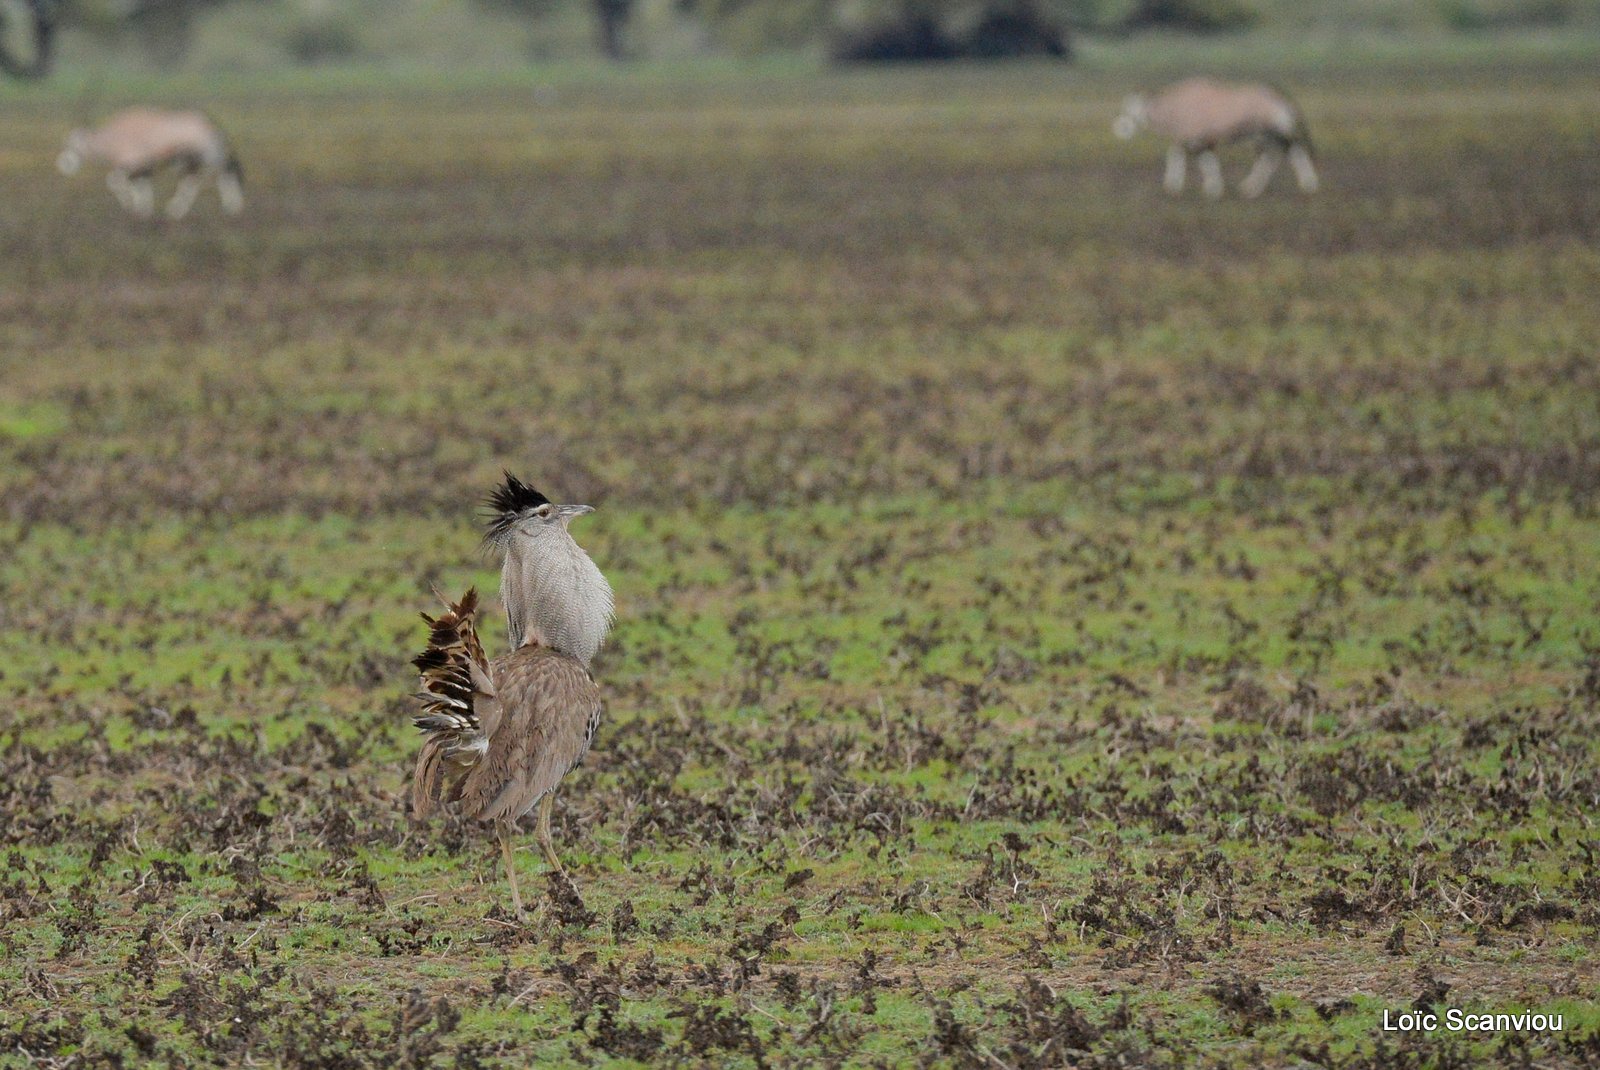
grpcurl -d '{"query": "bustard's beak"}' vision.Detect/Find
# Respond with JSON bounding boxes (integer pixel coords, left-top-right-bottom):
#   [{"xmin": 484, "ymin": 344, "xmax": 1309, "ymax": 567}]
[{"xmin": 557, "ymin": 504, "xmax": 594, "ymax": 525}]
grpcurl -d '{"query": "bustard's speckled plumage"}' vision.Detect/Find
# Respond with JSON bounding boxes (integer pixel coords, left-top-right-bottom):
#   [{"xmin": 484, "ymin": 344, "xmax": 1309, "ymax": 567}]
[{"xmin": 410, "ymin": 474, "xmax": 612, "ymax": 919}]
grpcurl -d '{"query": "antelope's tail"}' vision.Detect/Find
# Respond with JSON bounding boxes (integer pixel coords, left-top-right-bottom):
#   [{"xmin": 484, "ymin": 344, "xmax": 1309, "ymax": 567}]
[
  {"xmin": 1294, "ymin": 116, "xmax": 1316, "ymax": 159},
  {"xmin": 409, "ymin": 588, "xmax": 493, "ymax": 818},
  {"xmin": 1270, "ymin": 83, "xmax": 1315, "ymax": 156},
  {"xmin": 198, "ymin": 109, "xmax": 245, "ymax": 186}
]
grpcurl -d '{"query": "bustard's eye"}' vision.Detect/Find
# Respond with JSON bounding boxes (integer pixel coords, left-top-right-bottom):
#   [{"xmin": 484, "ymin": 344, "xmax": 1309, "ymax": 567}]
[{"xmin": 535, "ymin": 504, "xmax": 553, "ymax": 518}]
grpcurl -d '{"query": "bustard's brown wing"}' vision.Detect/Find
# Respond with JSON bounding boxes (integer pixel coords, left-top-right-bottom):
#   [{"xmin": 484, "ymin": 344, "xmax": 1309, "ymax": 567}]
[{"xmin": 456, "ymin": 645, "xmax": 602, "ymax": 825}]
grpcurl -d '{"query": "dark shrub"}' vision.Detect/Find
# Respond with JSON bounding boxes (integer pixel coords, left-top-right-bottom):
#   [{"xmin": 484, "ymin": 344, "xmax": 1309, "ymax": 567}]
[
  {"xmin": 284, "ymin": 18, "xmax": 360, "ymax": 64},
  {"xmin": 1123, "ymin": 0, "xmax": 1257, "ymax": 32},
  {"xmin": 831, "ymin": 13, "xmax": 955, "ymax": 61},
  {"xmin": 830, "ymin": 0, "xmax": 1070, "ymax": 63}
]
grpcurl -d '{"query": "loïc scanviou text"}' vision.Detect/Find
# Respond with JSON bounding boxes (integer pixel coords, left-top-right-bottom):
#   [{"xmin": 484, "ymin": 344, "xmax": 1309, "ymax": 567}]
[{"xmin": 1383, "ymin": 1010, "xmax": 1563, "ymax": 1034}]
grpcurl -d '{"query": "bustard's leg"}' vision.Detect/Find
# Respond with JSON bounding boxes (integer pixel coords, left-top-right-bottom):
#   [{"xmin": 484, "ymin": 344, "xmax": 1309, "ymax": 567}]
[
  {"xmin": 497, "ymin": 819, "xmax": 526, "ymax": 920},
  {"xmin": 1288, "ymin": 144, "xmax": 1320, "ymax": 192},
  {"xmin": 1197, "ymin": 150, "xmax": 1224, "ymax": 199},
  {"xmin": 1163, "ymin": 145, "xmax": 1187, "ymax": 194},
  {"xmin": 536, "ymin": 794, "xmax": 565, "ymax": 877},
  {"xmin": 1240, "ymin": 144, "xmax": 1284, "ymax": 199}
]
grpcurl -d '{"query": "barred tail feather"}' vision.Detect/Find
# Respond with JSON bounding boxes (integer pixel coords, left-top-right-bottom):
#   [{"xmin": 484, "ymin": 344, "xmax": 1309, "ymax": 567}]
[
  {"xmin": 413, "ymin": 587, "xmax": 492, "ymax": 726},
  {"xmin": 409, "ymin": 587, "xmax": 493, "ymax": 819},
  {"xmin": 412, "ymin": 736, "xmax": 449, "ymax": 819}
]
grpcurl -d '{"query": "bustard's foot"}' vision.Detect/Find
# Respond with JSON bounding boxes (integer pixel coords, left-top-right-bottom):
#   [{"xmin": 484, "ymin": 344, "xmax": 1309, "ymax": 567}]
[
  {"xmin": 512, "ymin": 898, "xmax": 546, "ymax": 926},
  {"xmin": 489, "ymin": 899, "xmax": 543, "ymax": 928}
]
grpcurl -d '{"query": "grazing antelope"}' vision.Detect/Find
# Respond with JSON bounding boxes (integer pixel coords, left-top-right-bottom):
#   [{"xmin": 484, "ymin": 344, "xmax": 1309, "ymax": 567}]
[
  {"xmin": 57, "ymin": 107, "xmax": 244, "ymax": 220},
  {"xmin": 1113, "ymin": 78, "xmax": 1318, "ymax": 199},
  {"xmin": 410, "ymin": 475, "xmax": 614, "ymax": 920}
]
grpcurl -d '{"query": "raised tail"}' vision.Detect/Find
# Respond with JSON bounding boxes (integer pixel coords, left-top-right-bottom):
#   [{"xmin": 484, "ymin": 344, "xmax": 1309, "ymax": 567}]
[
  {"xmin": 410, "ymin": 588, "xmax": 495, "ymax": 818},
  {"xmin": 1284, "ymin": 102, "xmax": 1319, "ymax": 192},
  {"xmin": 1293, "ymin": 117, "xmax": 1315, "ymax": 159},
  {"xmin": 217, "ymin": 150, "xmax": 245, "ymax": 215},
  {"xmin": 1271, "ymin": 83, "xmax": 1315, "ymax": 156},
  {"xmin": 411, "ymin": 736, "xmax": 452, "ymax": 820},
  {"xmin": 203, "ymin": 111, "xmax": 245, "ymax": 215},
  {"xmin": 1264, "ymin": 82, "xmax": 1319, "ymax": 193}
]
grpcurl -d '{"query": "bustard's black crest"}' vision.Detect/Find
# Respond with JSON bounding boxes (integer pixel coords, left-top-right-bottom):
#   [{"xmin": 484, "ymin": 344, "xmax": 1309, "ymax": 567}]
[{"xmin": 484, "ymin": 472, "xmax": 551, "ymax": 546}]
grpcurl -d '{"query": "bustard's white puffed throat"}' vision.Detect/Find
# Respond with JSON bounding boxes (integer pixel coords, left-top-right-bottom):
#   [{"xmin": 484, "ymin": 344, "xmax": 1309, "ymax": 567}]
[{"xmin": 483, "ymin": 473, "xmax": 613, "ymax": 667}]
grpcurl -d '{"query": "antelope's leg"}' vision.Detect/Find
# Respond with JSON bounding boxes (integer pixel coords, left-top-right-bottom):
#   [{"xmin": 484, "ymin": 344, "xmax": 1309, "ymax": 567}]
[
  {"xmin": 497, "ymin": 819, "xmax": 525, "ymax": 919},
  {"xmin": 127, "ymin": 177, "xmax": 155, "ymax": 218},
  {"xmin": 218, "ymin": 172, "xmax": 244, "ymax": 215},
  {"xmin": 1163, "ymin": 145, "xmax": 1187, "ymax": 193},
  {"xmin": 1197, "ymin": 150, "xmax": 1224, "ymax": 199},
  {"xmin": 1288, "ymin": 144, "xmax": 1319, "ymax": 192},
  {"xmin": 536, "ymin": 794, "xmax": 565, "ymax": 876},
  {"xmin": 167, "ymin": 173, "xmax": 203, "ymax": 219},
  {"xmin": 1240, "ymin": 143, "xmax": 1285, "ymax": 199},
  {"xmin": 106, "ymin": 170, "xmax": 135, "ymax": 210}
]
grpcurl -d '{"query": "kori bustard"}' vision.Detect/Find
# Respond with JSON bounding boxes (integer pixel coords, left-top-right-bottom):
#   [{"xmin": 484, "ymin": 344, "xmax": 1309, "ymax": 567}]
[{"xmin": 410, "ymin": 474, "xmax": 613, "ymax": 919}]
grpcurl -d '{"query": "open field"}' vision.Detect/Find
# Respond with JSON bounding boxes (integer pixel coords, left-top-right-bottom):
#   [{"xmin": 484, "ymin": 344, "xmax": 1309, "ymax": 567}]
[{"xmin": 2, "ymin": 52, "xmax": 1600, "ymax": 1067}]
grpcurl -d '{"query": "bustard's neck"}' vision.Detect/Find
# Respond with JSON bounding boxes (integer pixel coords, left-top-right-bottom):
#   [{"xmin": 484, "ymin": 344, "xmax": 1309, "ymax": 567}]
[{"xmin": 500, "ymin": 529, "xmax": 613, "ymax": 667}]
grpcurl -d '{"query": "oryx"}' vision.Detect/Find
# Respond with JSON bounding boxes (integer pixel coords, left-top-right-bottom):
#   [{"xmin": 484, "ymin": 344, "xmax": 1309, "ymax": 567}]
[
  {"xmin": 57, "ymin": 107, "xmax": 244, "ymax": 219},
  {"xmin": 1113, "ymin": 77, "xmax": 1319, "ymax": 199}
]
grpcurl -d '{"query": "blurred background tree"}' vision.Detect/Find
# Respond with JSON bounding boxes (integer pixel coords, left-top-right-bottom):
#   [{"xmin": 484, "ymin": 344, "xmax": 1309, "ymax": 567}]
[
  {"xmin": 5, "ymin": 0, "xmax": 1598, "ymax": 78},
  {"xmin": 466, "ymin": 0, "xmax": 642, "ymax": 60},
  {"xmin": 825, "ymin": 0, "xmax": 1073, "ymax": 62},
  {"xmin": 0, "ymin": 0, "xmax": 58, "ymax": 77},
  {"xmin": 1121, "ymin": 0, "xmax": 1256, "ymax": 32},
  {"xmin": 688, "ymin": 0, "xmax": 1087, "ymax": 58},
  {"xmin": 9, "ymin": 0, "xmax": 267, "ymax": 73},
  {"xmin": 594, "ymin": 0, "xmax": 633, "ymax": 56}
]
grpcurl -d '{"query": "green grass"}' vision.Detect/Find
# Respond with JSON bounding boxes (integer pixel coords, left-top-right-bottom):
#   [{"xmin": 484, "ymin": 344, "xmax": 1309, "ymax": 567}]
[{"xmin": 2, "ymin": 47, "xmax": 1600, "ymax": 1068}]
